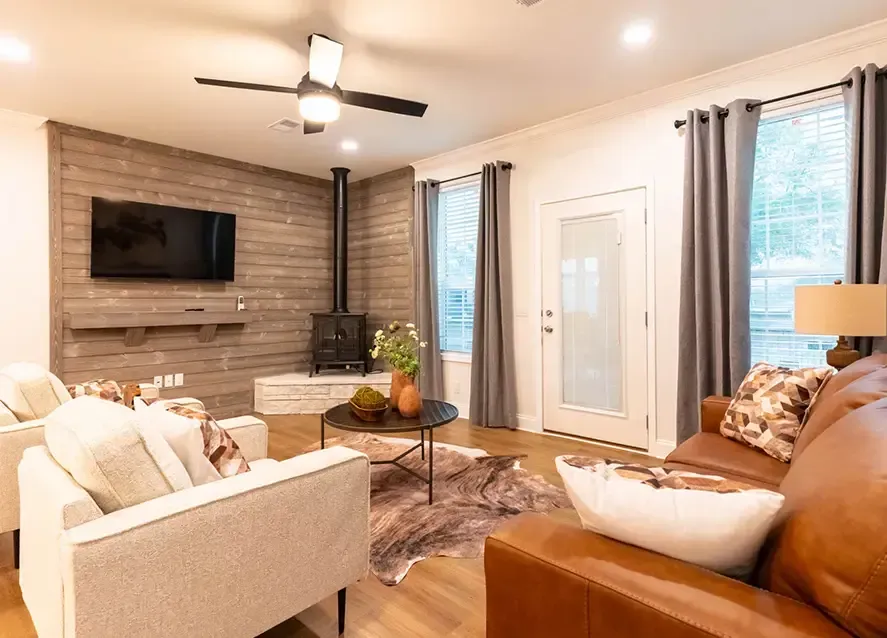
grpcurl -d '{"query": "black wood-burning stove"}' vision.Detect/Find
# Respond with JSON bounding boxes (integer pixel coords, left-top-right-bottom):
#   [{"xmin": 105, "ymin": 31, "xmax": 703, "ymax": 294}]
[{"xmin": 310, "ymin": 167, "xmax": 367, "ymax": 376}]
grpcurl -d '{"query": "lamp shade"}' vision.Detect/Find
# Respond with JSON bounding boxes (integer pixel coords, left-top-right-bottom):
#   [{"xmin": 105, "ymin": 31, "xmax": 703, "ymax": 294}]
[{"xmin": 795, "ymin": 284, "xmax": 887, "ymax": 336}]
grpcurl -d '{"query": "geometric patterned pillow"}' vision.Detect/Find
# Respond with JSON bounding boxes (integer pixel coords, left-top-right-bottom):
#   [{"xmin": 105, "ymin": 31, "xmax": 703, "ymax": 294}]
[
  {"xmin": 163, "ymin": 403, "xmax": 250, "ymax": 477},
  {"xmin": 720, "ymin": 362, "xmax": 833, "ymax": 463},
  {"xmin": 66, "ymin": 379, "xmax": 125, "ymax": 404},
  {"xmin": 560, "ymin": 456, "xmax": 761, "ymax": 493}
]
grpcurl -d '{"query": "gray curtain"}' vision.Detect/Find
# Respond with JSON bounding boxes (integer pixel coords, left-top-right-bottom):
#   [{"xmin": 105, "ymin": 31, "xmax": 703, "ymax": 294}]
[
  {"xmin": 844, "ymin": 64, "xmax": 887, "ymax": 356},
  {"xmin": 470, "ymin": 162, "xmax": 517, "ymax": 429},
  {"xmin": 676, "ymin": 100, "xmax": 761, "ymax": 443},
  {"xmin": 414, "ymin": 180, "xmax": 444, "ymax": 399}
]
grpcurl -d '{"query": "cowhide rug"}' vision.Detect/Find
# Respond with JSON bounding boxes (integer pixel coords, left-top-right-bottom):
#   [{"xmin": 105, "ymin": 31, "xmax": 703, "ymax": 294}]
[{"xmin": 302, "ymin": 433, "xmax": 570, "ymax": 585}]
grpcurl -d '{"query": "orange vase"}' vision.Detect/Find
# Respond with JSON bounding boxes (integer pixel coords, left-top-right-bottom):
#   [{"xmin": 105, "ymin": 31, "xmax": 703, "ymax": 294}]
[
  {"xmin": 390, "ymin": 369, "xmax": 413, "ymax": 412},
  {"xmin": 398, "ymin": 383, "xmax": 423, "ymax": 418}
]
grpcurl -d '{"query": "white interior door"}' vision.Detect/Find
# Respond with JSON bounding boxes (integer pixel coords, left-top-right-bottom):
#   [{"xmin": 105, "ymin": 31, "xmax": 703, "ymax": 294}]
[{"xmin": 541, "ymin": 189, "xmax": 648, "ymax": 449}]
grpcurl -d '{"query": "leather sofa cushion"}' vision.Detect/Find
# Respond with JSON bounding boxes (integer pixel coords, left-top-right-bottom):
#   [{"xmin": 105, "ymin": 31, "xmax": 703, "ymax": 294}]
[
  {"xmin": 794, "ymin": 366, "xmax": 887, "ymax": 461},
  {"xmin": 810, "ymin": 353, "xmax": 887, "ymax": 407},
  {"xmin": 665, "ymin": 433, "xmax": 788, "ymax": 489},
  {"xmin": 758, "ymin": 398, "xmax": 887, "ymax": 638}
]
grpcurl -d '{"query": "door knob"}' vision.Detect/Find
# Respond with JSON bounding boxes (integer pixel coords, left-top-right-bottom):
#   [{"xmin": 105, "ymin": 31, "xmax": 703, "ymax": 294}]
[
  {"xmin": 543, "ymin": 326, "xmax": 554, "ymax": 334},
  {"xmin": 545, "ymin": 310, "xmax": 553, "ymax": 318}
]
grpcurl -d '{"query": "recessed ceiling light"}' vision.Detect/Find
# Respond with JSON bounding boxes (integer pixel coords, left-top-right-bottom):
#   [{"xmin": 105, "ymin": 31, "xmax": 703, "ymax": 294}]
[
  {"xmin": 340, "ymin": 139, "xmax": 359, "ymax": 152},
  {"xmin": 0, "ymin": 36, "xmax": 31, "ymax": 63},
  {"xmin": 622, "ymin": 22, "xmax": 653, "ymax": 48}
]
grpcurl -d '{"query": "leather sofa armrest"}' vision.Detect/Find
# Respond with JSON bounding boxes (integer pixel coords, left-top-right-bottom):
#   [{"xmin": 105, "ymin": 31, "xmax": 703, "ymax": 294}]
[
  {"xmin": 485, "ymin": 513, "xmax": 850, "ymax": 638},
  {"xmin": 701, "ymin": 395, "xmax": 732, "ymax": 434}
]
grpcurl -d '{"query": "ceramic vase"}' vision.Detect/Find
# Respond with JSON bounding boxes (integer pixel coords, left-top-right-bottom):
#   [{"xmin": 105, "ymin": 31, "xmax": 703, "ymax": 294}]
[
  {"xmin": 398, "ymin": 383, "xmax": 423, "ymax": 418},
  {"xmin": 390, "ymin": 369, "xmax": 412, "ymax": 411}
]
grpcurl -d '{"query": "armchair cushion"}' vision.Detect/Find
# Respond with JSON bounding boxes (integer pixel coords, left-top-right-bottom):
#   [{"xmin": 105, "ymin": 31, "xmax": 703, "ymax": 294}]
[
  {"xmin": 0, "ymin": 362, "xmax": 70, "ymax": 421},
  {"xmin": 141, "ymin": 404, "xmax": 222, "ymax": 486},
  {"xmin": 163, "ymin": 403, "xmax": 250, "ymax": 477},
  {"xmin": 486, "ymin": 513, "xmax": 851, "ymax": 638},
  {"xmin": 45, "ymin": 396, "xmax": 193, "ymax": 513}
]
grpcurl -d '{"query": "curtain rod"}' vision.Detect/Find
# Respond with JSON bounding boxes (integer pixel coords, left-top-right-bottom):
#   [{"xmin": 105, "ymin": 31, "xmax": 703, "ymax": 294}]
[
  {"xmin": 436, "ymin": 162, "xmax": 513, "ymax": 186},
  {"xmin": 673, "ymin": 68, "xmax": 887, "ymax": 129}
]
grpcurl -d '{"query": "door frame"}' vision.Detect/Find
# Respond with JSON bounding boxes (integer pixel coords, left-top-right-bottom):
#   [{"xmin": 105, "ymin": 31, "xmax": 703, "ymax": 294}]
[{"xmin": 531, "ymin": 183, "xmax": 660, "ymax": 454}]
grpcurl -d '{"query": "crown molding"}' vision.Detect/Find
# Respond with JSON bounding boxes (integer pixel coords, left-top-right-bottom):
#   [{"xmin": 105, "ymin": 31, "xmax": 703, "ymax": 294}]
[
  {"xmin": 413, "ymin": 18, "xmax": 887, "ymax": 174},
  {"xmin": 0, "ymin": 108, "xmax": 48, "ymax": 131}
]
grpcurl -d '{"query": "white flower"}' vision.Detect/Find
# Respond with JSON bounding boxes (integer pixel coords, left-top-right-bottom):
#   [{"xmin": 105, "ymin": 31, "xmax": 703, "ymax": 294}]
[
  {"xmin": 420, "ymin": 341, "xmax": 427, "ymax": 348},
  {"xmin": 375, "ymin": 329, "xmax": 383, "ymax": 337},
  {"xmin": 409, "ymin": 330, "xmax": 417, "ymax": 337},
  {"xmin": 406, "ymin": 322, "xmax": 416, "ymax": 329},
  {"xmin": 371, "ymin": 347, "xmax": 380, "ymax": 358}
]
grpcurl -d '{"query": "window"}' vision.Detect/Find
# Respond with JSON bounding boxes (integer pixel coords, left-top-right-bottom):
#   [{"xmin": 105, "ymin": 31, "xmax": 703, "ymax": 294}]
[
  {"xmin": 437, "ymin": 178, "xmax": 481, "ymax": 353},
  {"xmin": 750, "ymin": 102, "xmax": 848, "ymax": 367}
]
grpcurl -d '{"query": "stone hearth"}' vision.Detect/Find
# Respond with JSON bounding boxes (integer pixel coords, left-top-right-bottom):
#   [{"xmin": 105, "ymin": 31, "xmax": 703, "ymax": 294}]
[{"xmin": 254, "ymin": 371, "xmax": 392, "ymax": 415}]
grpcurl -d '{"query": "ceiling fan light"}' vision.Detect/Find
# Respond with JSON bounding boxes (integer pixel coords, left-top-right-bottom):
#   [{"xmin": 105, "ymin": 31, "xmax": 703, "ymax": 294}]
[{"xmin": 299, "ymin": 93, "xmax": 341, "ymax": 123}]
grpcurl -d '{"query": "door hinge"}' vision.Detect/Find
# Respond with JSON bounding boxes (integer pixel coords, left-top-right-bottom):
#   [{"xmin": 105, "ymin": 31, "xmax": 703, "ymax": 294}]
[
  {"xmin": 646, "ymin": 415, "xmax": 650, "ymax": 431},
  {"xmin": 644, "ymin": 207, "xmax": 648, "ymax": 224},
  {"xmin": 644, "ymin": 311, "xmax": 648, "ymax": 327}
]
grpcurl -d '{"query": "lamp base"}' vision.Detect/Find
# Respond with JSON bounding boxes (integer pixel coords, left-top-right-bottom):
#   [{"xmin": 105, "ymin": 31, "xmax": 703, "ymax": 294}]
[{"xmin": 826, "ymin": 336, "xmax": 860, "ymax": 370}]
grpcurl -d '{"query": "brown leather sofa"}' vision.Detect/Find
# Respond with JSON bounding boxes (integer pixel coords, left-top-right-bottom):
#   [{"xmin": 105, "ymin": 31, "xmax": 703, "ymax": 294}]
[{"xmin": 486, "ymin": 354, "xmax": 887, "ymax": 637}]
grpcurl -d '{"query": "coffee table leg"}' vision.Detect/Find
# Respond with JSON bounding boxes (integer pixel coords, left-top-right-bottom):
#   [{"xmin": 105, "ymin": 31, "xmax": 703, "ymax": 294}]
[
  {"xmin": 321, "ymin": 415, "xmax": 325, "ymax": 450},
  {"xmin": 428, "ymin": 427, "xmax": 434, "ymax": 505},
  {"xmin": 421, "ymin": 429, "xmax": 425, "ymax": 460}
]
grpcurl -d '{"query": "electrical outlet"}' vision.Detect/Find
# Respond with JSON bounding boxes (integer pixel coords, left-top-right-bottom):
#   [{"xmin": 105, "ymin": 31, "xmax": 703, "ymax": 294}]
[
  {"xmin": 164, "ymin": 374, "xmax": 174, "ymax": 388},
  {"xmin": 174, "ymin": 373, "xmax": 184, "ymax": 387},
  {"xmin": 153, "ymin": 375, "xmax": 164, "ymax": 388}
]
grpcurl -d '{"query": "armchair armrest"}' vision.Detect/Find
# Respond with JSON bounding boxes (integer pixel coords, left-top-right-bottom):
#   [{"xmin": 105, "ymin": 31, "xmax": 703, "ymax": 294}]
[
  {"xmin": 217, "ymin": 414, "xmax": 268, "ymax": 462},
  {"xmin": 701, "ymin": 395, "xmax": 732, "ymax": 434},
  {"xmin": 0, "ymin": 418, "xmax": 46, "ymax": 533},
  {"xmin": 60, "ymin": 447, "xmax": 370, "ymax": 638},
  {"xmin": 486, "ymin": 514, "xmax": 849, "ymax": 638}
]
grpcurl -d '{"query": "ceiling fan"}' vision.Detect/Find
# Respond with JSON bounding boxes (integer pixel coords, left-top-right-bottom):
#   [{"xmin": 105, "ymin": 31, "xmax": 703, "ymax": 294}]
[{"xmin": 194, "ymin": 34, "xmax": 428, "ymax": 135}]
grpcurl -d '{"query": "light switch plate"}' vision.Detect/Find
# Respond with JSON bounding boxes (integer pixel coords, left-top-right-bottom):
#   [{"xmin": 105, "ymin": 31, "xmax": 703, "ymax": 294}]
[
  {"xmin": 164, "ymin": 374, "xmax": 174, "ymax": 388},
  {"xmin": 153, "ymin": 375, "xmax": 164, "ymax": 388},
  {"xmin": 174, "ymin": 373, "xmax": 184, "ymax": 387}
]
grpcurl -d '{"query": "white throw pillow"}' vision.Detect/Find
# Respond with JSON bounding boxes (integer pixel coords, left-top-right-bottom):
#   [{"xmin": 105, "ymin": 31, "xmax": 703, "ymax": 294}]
[
  {"xmin": 44, "ymin": 396, "xmax": 193, "ymax": 513},
  {"xmin": 555, "ymin": 456, "xmax": 785, "ymax": 577},
  {"xmin": 141, "ymin": 403, "xmax": 222, "ymax": 486}
]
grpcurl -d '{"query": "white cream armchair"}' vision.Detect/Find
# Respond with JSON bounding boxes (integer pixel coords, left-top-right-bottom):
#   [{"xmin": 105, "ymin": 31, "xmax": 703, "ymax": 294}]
[
  {"xmin": 0, "ymin": 363, "xmax": 269, "ymax": 569},
  {"xmin": 19, "ymin": 442, "xmax": 370, "ymax": 638}
]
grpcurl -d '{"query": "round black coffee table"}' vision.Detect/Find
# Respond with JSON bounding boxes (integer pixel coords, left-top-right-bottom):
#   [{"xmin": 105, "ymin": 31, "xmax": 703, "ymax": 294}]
[{"xmin": 321, "ymin": 399, "xmax": 459, "ymax": 504}]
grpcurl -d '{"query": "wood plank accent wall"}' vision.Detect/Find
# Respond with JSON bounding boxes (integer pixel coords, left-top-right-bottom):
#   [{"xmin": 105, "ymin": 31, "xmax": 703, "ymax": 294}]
[
  {"xmin": 347, "ymin": 166, "xmax": 415, "ymax": 336},
  {"xmin": 49, "ymin": 122, "xmax": 333, "ymax": 418}
]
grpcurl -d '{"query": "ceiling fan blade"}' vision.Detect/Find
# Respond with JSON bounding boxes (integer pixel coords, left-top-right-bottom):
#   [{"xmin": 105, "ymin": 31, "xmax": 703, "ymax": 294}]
[
  {"xmin": 194, "ymin": 77, "xmax": 299, "ymax": 94},
  {"xmin": 303, "ymin": 121, "xmax": 326, "ymax": 135},
  {"xmin": 307, "ymin": 33, "xmax": 344, "ymax": 89},
  {"xmin": 341, "ymin": 90, "xmax": 428, "ymax": 117}
]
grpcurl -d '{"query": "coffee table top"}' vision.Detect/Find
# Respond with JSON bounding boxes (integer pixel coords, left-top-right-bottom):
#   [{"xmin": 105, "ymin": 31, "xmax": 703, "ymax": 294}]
[{"xmin": 323, "ymin": 399, "xmax": 459, "ymax": 434}]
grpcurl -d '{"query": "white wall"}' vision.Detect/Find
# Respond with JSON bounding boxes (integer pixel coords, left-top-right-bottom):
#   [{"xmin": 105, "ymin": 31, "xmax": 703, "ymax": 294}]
[
  {"xmin": 0, "ymin": 110, "xmax": 50, "ymax": 369},
  {"xmin": 414, "ymin": 20, "xmax": 887, "ymax": 457}
]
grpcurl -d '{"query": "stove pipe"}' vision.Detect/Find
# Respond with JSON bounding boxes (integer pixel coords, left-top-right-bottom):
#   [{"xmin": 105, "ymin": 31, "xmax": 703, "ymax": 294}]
[{"xmin": 331, "ymin": 167, "xmax": 350, "ymax": 313}]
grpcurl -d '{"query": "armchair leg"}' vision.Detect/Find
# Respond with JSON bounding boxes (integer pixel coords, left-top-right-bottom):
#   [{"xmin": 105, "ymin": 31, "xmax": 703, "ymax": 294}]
[
  {"xmin": 337, "ymin": 588, "xmax": 346, "ymax": 635},
  {"xmin": 13, "ymin": 529, "xmax": 20, "ymax": 570}
]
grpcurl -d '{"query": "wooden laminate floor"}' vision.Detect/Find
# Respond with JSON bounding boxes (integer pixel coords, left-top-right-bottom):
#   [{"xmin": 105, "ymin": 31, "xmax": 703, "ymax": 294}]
[{"xmin": 0, "ymin": 415, "xmax": 654, "ymax": 638}]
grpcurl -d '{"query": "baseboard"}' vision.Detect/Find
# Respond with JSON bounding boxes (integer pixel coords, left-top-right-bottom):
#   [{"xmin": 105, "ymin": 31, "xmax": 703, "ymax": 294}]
[{"xmin": 516, "ymin": 413, "xmax": 539, "ymax": 432}]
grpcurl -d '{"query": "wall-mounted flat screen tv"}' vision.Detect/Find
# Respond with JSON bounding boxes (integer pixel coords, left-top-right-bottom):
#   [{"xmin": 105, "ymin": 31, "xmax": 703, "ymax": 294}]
[{"xmin": 90, "ymin": 198, "xmax": 236, "ymax": 281}]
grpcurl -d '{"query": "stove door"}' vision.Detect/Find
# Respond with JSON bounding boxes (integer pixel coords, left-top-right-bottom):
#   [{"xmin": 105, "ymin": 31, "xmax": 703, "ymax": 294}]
[
  {"xmin": 313, "ymin": 316, "xmax": 339, "ymax": 362},
  {"xmin": 336, "ymin": 315, "xmax": 366, "ymax": 362}
]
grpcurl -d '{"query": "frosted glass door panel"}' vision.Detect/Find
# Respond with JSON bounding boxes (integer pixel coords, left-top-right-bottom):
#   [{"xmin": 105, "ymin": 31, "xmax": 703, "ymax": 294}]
[{"xmin": 561, "ymin": 216, "xmax": 623, "ymax": 412}]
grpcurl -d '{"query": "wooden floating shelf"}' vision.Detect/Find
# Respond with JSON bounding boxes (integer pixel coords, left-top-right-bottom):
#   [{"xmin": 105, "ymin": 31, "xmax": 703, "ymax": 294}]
[{"xmin": 64, "ymin": 312, "xmax": 254, "ymax": 346}]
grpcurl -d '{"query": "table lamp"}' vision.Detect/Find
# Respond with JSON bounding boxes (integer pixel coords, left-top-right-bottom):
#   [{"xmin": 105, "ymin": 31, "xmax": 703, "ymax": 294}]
[{"xmin": 794, "ymin": 280, "xmax": 887, "ymax": 369}]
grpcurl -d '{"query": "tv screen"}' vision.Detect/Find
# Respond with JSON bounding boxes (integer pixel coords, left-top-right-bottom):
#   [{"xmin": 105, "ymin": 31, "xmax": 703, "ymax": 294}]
[{"xmin": 90, "ymin": 198, "xmax": 236, "ymax": 281}]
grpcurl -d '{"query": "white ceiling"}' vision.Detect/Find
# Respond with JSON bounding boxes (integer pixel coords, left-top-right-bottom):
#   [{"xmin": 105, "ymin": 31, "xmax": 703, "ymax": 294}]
[{"xmin": 2, "ymin": 0, "xmax": 887, "ymax": 180}]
